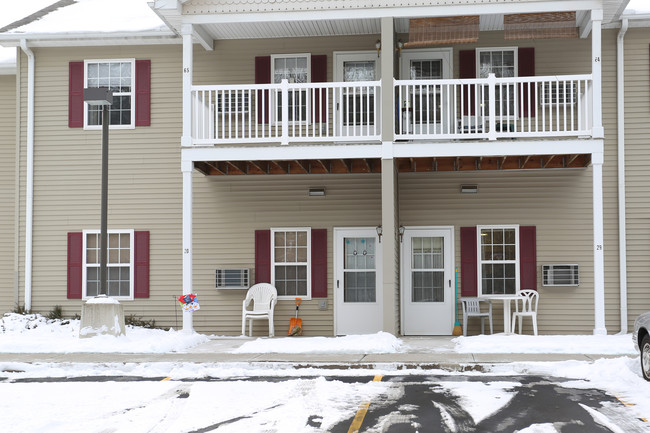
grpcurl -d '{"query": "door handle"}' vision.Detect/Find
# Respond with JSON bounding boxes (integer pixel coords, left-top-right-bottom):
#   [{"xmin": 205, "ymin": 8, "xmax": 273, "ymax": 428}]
[
  {"xmin": 449, "ymin": 279, "xmax": 451, "ymax": 287},
  {"xmin": 337, "ymin": 280, "xmax": 340, "ymax": 289}
]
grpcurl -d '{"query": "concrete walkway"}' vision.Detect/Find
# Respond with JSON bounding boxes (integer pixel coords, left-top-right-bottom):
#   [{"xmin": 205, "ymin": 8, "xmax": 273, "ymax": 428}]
[{"xmin": 0, "ymin": 336, "xmax": 632, "ymax": 369}]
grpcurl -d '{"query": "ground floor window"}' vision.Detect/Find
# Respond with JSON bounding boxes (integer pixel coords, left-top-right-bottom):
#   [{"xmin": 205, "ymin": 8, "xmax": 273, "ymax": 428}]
[
  {"xmin": 83, "ymin": 229, "xmax": 134, "ymax": 299},
  {"xmin": 271, "ymin": 227, "xmax": 311, "ymax": 299},
  {"xmin": 478, "ymin": 225, "xmax": 519, "ymax": 295}
]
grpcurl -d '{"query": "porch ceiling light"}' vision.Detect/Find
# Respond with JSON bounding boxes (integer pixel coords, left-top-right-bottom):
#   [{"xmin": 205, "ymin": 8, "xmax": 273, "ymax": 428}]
[
  {"xmin": 308, "ymin": 187, "xmax": 326, "ymax": 196},
  {"xmin": 461, "ymin": 184, "xmax": 478, "ymax": 194}
]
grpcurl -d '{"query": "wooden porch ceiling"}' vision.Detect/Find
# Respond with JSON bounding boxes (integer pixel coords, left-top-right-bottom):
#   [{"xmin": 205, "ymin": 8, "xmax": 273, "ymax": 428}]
[{"xmin": 194, "ymin": 154, "xmax": 591, "ymax": 175}]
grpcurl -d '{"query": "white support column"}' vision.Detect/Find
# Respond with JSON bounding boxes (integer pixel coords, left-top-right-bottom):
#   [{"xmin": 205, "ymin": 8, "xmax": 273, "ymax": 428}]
[
  {"xmin": 591, "ymin": 10, "xmax": 604, "ymax": 138},
  {"xmin": 181, "ymin": 25, "xmax": 193, "ymax": 147},
  {"xmin": 182, "ymin": 159, "xmax": 194, "ymax": 332},
  {"xmin": 379, "ymin": 17, "xmax": 398, "ymax": 334},
  {"xmin": 381, "ymin": 156, "xmax": 397, "ymax": 335},
  {"xmin": 380, "ymin": 17, "xmax": 394, "ymax": 143},
  {"xmin": 592, "ymin": 150, "xmax": 607, "ymax": 335}
]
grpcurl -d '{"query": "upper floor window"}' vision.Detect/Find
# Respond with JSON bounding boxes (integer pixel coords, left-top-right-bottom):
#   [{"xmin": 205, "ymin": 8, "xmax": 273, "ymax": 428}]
[
  {"xmin": 84, "ymin": 59, "xmax": 135, "ymax": 129},
  {"xmin": 477, "ymin": 48, "xmax": 518, "ymax": 118},
  {"xmin": 271, "ymin": 227, "xmax": 311, "ymax": 299},
  {"xmin": 477, "ymin": 225, "xmax": 520, "ymax": 296},
  {"xmin": 270, "ymin": 54, "xmax": 311, "ymax": 123}
]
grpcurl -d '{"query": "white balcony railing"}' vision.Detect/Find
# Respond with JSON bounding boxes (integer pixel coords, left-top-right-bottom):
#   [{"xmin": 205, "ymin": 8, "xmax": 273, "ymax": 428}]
[
  {"xmin": 191, "ymin": 74, "xmax": 593, "ymax": 145},
  {"xmin": 395, "ymin": 74, "xmax": 593, "ymax": 141},
  {"xmin": 192, "ymin": 80, "xmax": 381, "ymax": 145}
]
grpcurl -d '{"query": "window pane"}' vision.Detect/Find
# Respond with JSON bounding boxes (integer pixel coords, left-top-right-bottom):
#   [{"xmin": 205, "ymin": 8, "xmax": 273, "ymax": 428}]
[
  {"xmin": 480, "ymin": 227, "xmax": 518, "ymax": 295},
  {"xmin": 274, "ymin": 264, "xmax": 307, "ymax": 297},
  {"xmin": 86, "ymin": 60, "xmax": 133, "ymax": 126},
  {"xmin": 344, "ymin": 271, "xmax": 376, "ymax": 302}
]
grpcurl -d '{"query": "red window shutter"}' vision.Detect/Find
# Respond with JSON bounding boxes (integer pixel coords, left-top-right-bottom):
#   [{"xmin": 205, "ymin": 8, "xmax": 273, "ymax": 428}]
[
  {"xmin": 311, "ymin": 228, "xmax": 327, "ymax": 298},
  {"xmin": 519, "ymin": 226, "xmax": 537, "ymax": 290},
  {"xmin": 135, "ymin": 60, "xmax": 151, "ymax": 126},
  {"xmin": 69, "ymin": 62, "xmax": 84, "ymax": 128},
  {"xmin": 255, "ymin": 230, "xmax": 271, "ymax": 284},
  {"xmin": 311, "ymin": 55, "xmax": 328, "ymax": 123},
  {"xmin": 460, "ymin": 227, "xmax": 478, "ymax": 296},
  {"xmin": 459, "ymin": 50, "xmax": 476, "ymax": 116},
  {"xmin": 255, "ymin": 56, "xmax": 271, "ymax": 124},
  {"xmin": 518, "ymin": 48, "xmax": 536, "ymax": 118},
  {"xmin": 67, "ymin": 232, "xmax": 83, "ymax": 299},
  {"xmin": 134, "ymin": 231, "xmax": 150, "ymax": 298}
]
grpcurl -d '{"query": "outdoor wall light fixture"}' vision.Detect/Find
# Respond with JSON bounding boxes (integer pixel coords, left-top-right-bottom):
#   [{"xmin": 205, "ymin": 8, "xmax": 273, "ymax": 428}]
[
  {"xmin": 461, "ymin": 184, "xmax": 479, "ymax": 194},
  {"xmin": 376, "ymin": 225, "xmax": 383, "ymax": 242},
  {"xmin": 308, "ymin": 187, "xmax": 326, "ymax": 196},
  {"xmin": 395, "ymin": 40, "xmax": 404, "ymax": 57},
  {"xmin": 375, "ymin": 40, "xmax": 381, "ymax": 57},
  {"xmin": 399, "ymin": 225, "xmax": 405, "ymax": 242}
]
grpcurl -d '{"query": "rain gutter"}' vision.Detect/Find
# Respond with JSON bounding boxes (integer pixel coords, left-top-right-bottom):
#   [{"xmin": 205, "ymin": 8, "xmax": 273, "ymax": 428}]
[
  {"xmin": 616, "ymin": 18, "xmax": 628, "ymax": 334},
  {"xmin": 19, "ymin": 39, "xmax": 34, "ymax": 312}
]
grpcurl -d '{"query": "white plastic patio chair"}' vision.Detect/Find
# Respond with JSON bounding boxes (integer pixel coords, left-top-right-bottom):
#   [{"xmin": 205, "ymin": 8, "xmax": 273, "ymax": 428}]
[
  {"xmin": 241, "ymin": 283, "xmax": 278, "ymax": 337},
  {"xmin": 461, "ymin": 297, "xmax": 493, "ymax": 336},
  {"xmin": 511, "ymin": 289, "xmax": 539, "ymax": 335}
]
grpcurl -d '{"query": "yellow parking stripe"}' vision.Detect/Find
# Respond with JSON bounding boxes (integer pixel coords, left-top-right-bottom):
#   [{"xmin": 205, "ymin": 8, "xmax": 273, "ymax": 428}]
[
  {"xmin": 161, "ymin": 377, "xmax": 172, "ymax": 381},
  {"xmin": 347, "ymin": 375, "xmax": 383, "ymax": 433}
]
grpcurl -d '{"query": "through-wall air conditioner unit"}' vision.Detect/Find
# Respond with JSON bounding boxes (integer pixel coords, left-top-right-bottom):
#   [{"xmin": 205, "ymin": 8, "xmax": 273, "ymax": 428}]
[
  {"xmin": 542, "ymin": 264, "xmax": 579, "ymax": 286},
  {"xmin": 215, "ymin": 268, "xmax": 250, "ymax": 289}
]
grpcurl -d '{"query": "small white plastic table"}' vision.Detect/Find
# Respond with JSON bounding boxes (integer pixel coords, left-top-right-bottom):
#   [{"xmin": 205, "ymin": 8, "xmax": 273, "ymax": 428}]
[{"xmin": 485, "ymin": 295, "xmax": 524, "ymax": 334}]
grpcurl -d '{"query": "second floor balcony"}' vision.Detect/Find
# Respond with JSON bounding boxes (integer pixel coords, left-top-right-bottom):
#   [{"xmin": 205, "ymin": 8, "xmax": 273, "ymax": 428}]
[{"xmin": 191, "ymin": 73, "xmax": 595, "ymax": 146}]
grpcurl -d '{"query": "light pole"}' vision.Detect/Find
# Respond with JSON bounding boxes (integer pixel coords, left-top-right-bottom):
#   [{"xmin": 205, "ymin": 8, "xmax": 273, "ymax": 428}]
[{"xmin": 83, "ymin": 87, "xmax": 113, "ymax": 297}]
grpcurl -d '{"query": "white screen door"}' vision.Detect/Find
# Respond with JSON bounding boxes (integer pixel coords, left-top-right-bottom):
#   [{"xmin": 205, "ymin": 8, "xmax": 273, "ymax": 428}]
[
  {"xmin": 399, "ymin": 48, "xmax": 453, "ymax": 134},
  {"xmin": 333, "ymin": 52, "xmax": 380, "ymax": 137},
  {"xmin": 334, "ymin": 228, "xmax": 383, "ymax": 335},
  {"xmin": 402, "ymin": 227, "xmax": 454, "ymax": 335}
]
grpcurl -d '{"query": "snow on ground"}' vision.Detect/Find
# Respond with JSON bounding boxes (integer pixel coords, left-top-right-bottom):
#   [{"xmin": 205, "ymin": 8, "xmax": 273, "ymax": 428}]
[
  {"xmin": 1, "ymin": 313, "xmax": 650, "ymax": 432},
  {"xmin": 0, "ymin": 313, "xmax": 209, "ymax": 353}
]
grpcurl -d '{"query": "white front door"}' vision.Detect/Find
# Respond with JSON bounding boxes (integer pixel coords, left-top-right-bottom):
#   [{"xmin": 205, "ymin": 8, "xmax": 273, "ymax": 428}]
[
  {"xmin": 399, "ymin": 48, "xmax": 453, "ymax": 135},
  {"xmin": 402, "ymin": 227, "xmax": 454, "ymax": 335},
  {"xmin": 333, "ymin": 52, "xmax": 381, "ymax": 137},
  {"xmin": 334, "ymin": 228, "xmax": 383, "ymax": 335}
]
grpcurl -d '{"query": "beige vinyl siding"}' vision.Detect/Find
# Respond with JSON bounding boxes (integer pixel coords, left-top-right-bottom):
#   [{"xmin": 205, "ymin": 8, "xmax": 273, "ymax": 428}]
[
  {"xmin": 622, "ymin": 28, "xmax": 650, "ymax": 328},
  {"xmin": 0, "ymin": 74, "xmax": 16, "ymax": 313},
  {"xmin": 17, "ymin": 45, "xmax": 183, "ymax": 324},
  {"xmin": 192, "ymin": 173, "xmax": 381, "ymax": 335},
  {"xmin": 400, "ymin": 169, "xmax": 600, "ymax": 335}
]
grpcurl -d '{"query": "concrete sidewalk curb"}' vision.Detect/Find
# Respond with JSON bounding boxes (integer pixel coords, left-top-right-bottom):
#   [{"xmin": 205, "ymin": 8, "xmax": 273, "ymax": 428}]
[{"xmin": 0, "ymin": 352, "xmax": 633, "ymax": 367}]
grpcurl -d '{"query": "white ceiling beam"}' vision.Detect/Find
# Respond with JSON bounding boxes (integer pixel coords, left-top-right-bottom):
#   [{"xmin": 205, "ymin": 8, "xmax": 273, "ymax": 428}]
[{"xmin": 192, "ymin": 24, "xmax": 214, "ymax": 51}]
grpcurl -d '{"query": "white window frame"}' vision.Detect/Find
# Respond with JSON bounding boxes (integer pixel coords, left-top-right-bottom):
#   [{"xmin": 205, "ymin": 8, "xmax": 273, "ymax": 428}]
[
  {"xmin": 83, "ymin": 58, "xmax": 136, "ymax": 130},
  {"xmin": 82, "ymin": 229, "xmax": 135, "ymax": 300},
  {"xmin": 270, "ymin": 53, "xmax": 312, "ymax": 125},
  {"xmin": 477, "ymin": 225, "xmax": 520, "ymax": 297},
  {"xmin": 476, "ymin": 48, "xmax": 518, "ymax": 119},
  {"xmin": 271, "ymin": 227, "xmax": 312, "ymax": 300}
]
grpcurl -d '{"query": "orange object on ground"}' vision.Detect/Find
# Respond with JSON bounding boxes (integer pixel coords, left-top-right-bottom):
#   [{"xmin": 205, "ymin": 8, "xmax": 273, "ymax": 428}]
[{"xmin": 288, "ymin": 297, "xmax": 303, "ymax": 336}]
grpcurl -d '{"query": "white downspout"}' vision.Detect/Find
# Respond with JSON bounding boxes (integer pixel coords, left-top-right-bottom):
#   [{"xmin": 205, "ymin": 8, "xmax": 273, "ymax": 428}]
[
  {"xmin": 617, "ymin": 19, "xmax": 629, "ymax": 334},
  {"xmin": 20, "ymin": 39, "xmax": 34, "ymax": 312}
]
